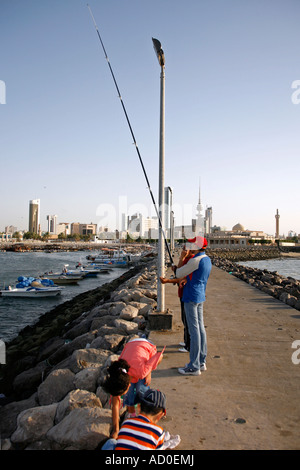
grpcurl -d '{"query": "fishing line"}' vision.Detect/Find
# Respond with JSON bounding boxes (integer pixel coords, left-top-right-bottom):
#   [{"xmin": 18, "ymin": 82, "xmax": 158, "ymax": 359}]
[{"xmin": 87, "ymin": 4, "xmax": 174, "ymax": 265}]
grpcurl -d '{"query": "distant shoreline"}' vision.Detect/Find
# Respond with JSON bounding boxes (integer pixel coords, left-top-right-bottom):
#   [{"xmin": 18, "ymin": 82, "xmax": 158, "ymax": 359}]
[{"xmin": 0, "ymin": 241, "xmax": 150, "ymax": 253}]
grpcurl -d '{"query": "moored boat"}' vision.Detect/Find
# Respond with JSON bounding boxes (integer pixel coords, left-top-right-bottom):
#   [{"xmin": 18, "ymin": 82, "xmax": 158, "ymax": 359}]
[
  {"xmin": 0, "ymin": 277, "xmax": 63, "ymax": 298},
  {"xmin": 40, "ymin": 266, "xmax": 85, "ymax": 284},
  {"xmin": 67, "ymin": 263, "xmax": 113, "ymax": 276},
  {"xmin": 86, "ymin": 249, "xmax": 140, "ymax": 266},
  {"xmin": 40, "ymin": 274, "xmax": 83, "ymax": 284},
  {"xmin": 0, "ymin": 286, "xmax": 62, "ymax": 297}
]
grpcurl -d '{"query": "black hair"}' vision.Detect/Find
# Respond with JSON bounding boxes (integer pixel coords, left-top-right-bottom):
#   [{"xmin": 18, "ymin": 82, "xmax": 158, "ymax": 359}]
[{"xmin": 102, "ymin": 359, "xmax": 131, "ymax": 396}]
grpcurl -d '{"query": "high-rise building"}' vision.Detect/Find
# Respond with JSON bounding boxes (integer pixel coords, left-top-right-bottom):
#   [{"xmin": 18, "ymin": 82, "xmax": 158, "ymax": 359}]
[
  {"xmin": 47, "ymin": 215, "xmax": 57, "ymax": 234},
  {"xmin": 205, "ymin": 206, "xmax": 213, "ymax": 234},
  {"xmin": 29, "ymin": 199, "xmax": 40, "ymax": 234},
  {"xmin": 121, "ymin": 213, "xmax": 127, "ymax": 232}
]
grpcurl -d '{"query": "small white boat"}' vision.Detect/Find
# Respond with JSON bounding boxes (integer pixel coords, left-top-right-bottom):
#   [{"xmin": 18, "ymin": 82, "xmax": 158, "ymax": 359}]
[
  {"xmin": 40, "ymin": 274, "xmax": 83, "ymax": 284},
  {"xmin": 67, "ymin": 263, "xmax": 113, "ymax": 276},
  {"xmin": 86, "ymin": 249, "xmax": 138, "ymax": 266},
  {"xmin": 41, "ymin": 266, "xmax": 84, "ymax": 284},
  {"xmin": 0, "ymin": 284, "xmax": 62, "ymax": 298}
]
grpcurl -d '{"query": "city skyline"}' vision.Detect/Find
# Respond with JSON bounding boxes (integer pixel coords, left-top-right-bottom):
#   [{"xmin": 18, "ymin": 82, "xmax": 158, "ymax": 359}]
[
  {"xmin": 0, "ymin": 196, "xmax": 296, "ymax": 240},
  {"xmin": 1, "ymin": 1, "xmax": 299, "ymax": 236}
]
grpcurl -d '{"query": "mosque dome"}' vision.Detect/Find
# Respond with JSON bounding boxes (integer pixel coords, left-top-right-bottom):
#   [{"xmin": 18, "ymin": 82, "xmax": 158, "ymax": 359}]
[{"xmin": 232, "ymin": 223, "xmax": 245, "ymax": 232}]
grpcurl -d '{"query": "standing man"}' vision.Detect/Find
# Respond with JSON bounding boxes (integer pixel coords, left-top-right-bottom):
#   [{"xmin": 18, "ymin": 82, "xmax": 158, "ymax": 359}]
[
  {"xmin": 160, "ymin": 245, "xmax": 193, "ymax": 353},
  {"xmin": 173, "ymin": 236, "xmax": 212, "ymax": 376}
]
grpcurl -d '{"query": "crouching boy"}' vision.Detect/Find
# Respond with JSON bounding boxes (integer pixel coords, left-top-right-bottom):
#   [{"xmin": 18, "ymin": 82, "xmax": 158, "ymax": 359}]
[{"xmin": 102, "ymin": 388, "xmax": 168, "ymax": 450}]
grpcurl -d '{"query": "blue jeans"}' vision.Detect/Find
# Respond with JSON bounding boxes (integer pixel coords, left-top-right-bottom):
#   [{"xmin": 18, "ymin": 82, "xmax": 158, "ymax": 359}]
[
  {"xmin": 123, "ymin": 378, "xmax": 149, "ymax": 407},
  {"xmin": 184, "ymin": 301, "xmax": 207, "ymax": 370},
  {"xmin": 101, "ymin": 438, "xmax": 117, "ymax": 450}
]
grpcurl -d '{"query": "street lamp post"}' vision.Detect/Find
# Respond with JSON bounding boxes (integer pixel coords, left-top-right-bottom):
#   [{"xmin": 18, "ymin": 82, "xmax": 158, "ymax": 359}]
[{"xmin": 152, "ymin": 38, "xmax": 165, "ymax": 313}]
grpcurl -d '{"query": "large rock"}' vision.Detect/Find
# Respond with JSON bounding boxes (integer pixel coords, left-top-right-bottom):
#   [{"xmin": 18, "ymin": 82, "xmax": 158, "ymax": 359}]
[
  {"xmin": 294, "ymin": 299, "xmax": 300, "ymax": 311},
  {"xmin": 90, "ymin": 315, "xmax": 118, "ymax": 331},
  {"xmin": 47, "ymin": 332, "xmax": 97, "ymax": 365},
  {"xmin": 90, "ymin": 334, "xmax": 125, "ymax": 352},
  {"xmin": 37, "ymin": 336, "xmax": 65, "ymax": 362},
  {"xmin": 286, "ymin": 296, "xmax": 298, "ymax": 307},
  {"xmin": 37, "ymin": 369, "xmax": 75, "ymax": 406},
  {"xmin": 114, "ymin": 318, "xmax": 139, "ymax": 335},
  {"xmin": 95, "ymin": 386, "xmax": 110, "ymax": 408},
  {"xmin": 73, "ymin": 366, "xmax": 102, "ymax": 392},
  {"xmin": 67, "ymin": 348, "xmax": 111, "ymax": 374},
  {"xmin": 105, "ymin": 301, "xmax": 127, "ymax": 315},
  {"xmin": 63, "ymin": 318, "xmax": 93, "ymax": 340},
  {"xmin": 13, "ymin": 361, "xmax": 49, "ymax": 398},
  {"xmin": 119, "ymin": 304, "xmax": 139, "ymax": 320},
  {"xmin": 47, "ymin": 407, "xmax": 112, "ymax": 450},
  {"xmin": 0, "ymin": 393, "xmax": 38, "ymax": 439},
  {"xmin": 129, "ymin": 301, "xmax": 153, "ymax": 317},
  {"xmin": 96, "ymin": 325, "xmax": 126, "ymax": 336},
  {"xmin": 11, "ymin": 403, "xmax": 58, "ymax": 447},
  {"xmin": 55, "ymin": 389, "xmax": 102, "ymax": 424},
  {"xmin": 110, "ymin": 288, "xmax": 132, "ymax": 302}
]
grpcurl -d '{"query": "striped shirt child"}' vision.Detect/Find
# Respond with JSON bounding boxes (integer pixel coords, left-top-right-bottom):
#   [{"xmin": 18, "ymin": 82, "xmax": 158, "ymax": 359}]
[{"xmin": 115, "ymin": 414, "xmax": 165, "ymax": 450}]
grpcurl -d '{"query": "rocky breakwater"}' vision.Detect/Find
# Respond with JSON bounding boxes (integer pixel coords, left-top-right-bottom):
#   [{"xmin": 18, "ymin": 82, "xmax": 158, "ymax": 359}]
[
  {"xmin": 0, "ymin": 263, "xmax": 158, "ymax": 450},
  {"xmin": 207, "ymin": 245, "xmax": 281, "ymax": 262},
  {"xmin": 211, "ymin": 256, "xmax": 300, "ymax": 311}
]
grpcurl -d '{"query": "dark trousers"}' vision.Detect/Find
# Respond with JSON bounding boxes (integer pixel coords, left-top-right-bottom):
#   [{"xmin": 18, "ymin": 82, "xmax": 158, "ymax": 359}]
[{"xmin": 180, "ymin": 300, "xmax": 190, "ymax": 351}]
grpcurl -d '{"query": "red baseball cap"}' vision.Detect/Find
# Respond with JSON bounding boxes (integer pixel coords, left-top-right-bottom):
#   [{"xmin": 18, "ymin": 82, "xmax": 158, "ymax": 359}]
[{"xmin": 186, "ymin": 236, "xmax": 208, "ymax": 250}]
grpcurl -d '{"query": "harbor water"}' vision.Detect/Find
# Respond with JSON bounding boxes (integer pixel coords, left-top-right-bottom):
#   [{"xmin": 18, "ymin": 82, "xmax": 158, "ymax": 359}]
[
  {"xmin": 238, "ymin": 257, "xmax": 300, "ymax": 280},
  {"xmin": 1, "ymin": 252, "xmax": 300, "ymax": 345},
  {"xmin": 0, "ymin": 251, "xmax": 128, "ymax": 343}
]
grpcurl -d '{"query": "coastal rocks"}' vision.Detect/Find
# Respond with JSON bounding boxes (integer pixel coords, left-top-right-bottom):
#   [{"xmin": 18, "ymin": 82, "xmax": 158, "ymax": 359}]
[
  {"xmin": 0, "ymin": 394, "xmax": 38, "ymax": 439},
  {"xmin": 73, "ymin": 366, "xmax": 102, "ymax": 392},
  {"xmin": 114, "ymin": 318, "xmax": 139, "ymax": 335},
  {"xmin": 46, "ymin": 407, "xmax": 112, "ymax": 450},
  {"xmin": 37, "ymin": 369, "xmax": 75, "ymax": 406},
  {"xmin": 54, "ymin": 389, "xmax": 102, "ymax": 424},
  {"xmin": 66, "ymin": 348, "xmax": 111, "ymax": 374},
  {"xmin": 207, "ymin": 246, "xmax": 281, "ymax": 262},
  {"xmin": 119, "ymin": 304, "xmax": 139, "ymax": 320},
  {"xmin": 0, "ymin": 263, "xmax": 147, "ymax": 397},
  {"xmin": 13, "ymin": 361, "xmax": 49, "ymax": 398},
  {"xmin": 11, "ymin": 403, "xmax": 58, "ymax": 448},
  {"xmin": 0, "ymin": 261, "xmax": 158, "ymax": 450},
  {"xmin": 90, "ymin": 334, "xmax": 125, "ymax": 352},
  {"xmin": 212, "ymin": 256, "xmax": 300, "ymax": 311}
]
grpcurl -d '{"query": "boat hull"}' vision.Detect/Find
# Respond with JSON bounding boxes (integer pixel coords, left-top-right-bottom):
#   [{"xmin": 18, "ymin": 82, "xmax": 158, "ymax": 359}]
[
  {"xmin": 0, "ymin": 288, "xmax": 62, "ymax": 298},
  {"xmin": 41, "ymin": 275, "xmax": 83, "ymax": 284}
]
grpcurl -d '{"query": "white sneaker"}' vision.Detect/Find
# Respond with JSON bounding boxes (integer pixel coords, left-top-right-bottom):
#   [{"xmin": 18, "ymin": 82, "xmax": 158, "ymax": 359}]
[
  {"xmin": 178, "ymin": 366, "xmax": 201, "ymax": 376},
  {"xmin": 200, "ymin": 363, "xmax": 207, "ymax": 371},
  {"xmin": 179, "ymin": 342, "xmax": 185, "ymax": 347},
  {"xmin": 178, "ymin": 347, "xmax": 189, "ymax": 353}
]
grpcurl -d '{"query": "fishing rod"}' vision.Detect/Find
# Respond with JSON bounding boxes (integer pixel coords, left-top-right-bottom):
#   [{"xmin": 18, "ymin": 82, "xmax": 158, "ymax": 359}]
[{"xmin": 87, "ymin": 4, "xmax": 174, "ymax": 265}]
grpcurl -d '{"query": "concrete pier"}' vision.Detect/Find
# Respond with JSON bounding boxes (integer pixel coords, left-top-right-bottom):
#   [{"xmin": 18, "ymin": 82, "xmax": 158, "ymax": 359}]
[{"xmin": 149, "ymin": 265, "xmax": 300, "ymax": 450}]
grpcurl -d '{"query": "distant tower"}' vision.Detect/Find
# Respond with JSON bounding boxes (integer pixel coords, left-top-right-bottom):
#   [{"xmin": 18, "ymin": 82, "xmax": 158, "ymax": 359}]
[
  {"xmin": 195, "ymin": 181, "xmax": 205, "ymax": 235},
  {"xmin": 29, "ymin": 199, "xmax": 40, "ymax": 234},
  {"xmin": 275, "ymin": 209, "xmax": 280, "ymax": 239}
]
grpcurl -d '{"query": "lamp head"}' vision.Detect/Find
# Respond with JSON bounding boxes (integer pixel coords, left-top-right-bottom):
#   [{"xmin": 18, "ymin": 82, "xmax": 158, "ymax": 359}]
[{"xmin": 152, "ymin": 38, "xmax": 165, "ymax": 66}]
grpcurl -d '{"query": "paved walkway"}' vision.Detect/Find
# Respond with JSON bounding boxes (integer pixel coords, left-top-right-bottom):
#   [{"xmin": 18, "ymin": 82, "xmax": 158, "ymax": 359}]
[{"xmin": 149, "ymin": 265, "xmax": 300, "ymax": 450}]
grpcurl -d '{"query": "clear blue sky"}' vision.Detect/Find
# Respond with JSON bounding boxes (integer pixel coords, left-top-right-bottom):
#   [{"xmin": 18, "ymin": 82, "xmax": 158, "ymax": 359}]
[{"xmin": 1, "ymin": 0, "xmax": 300, "ymax": 236}]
